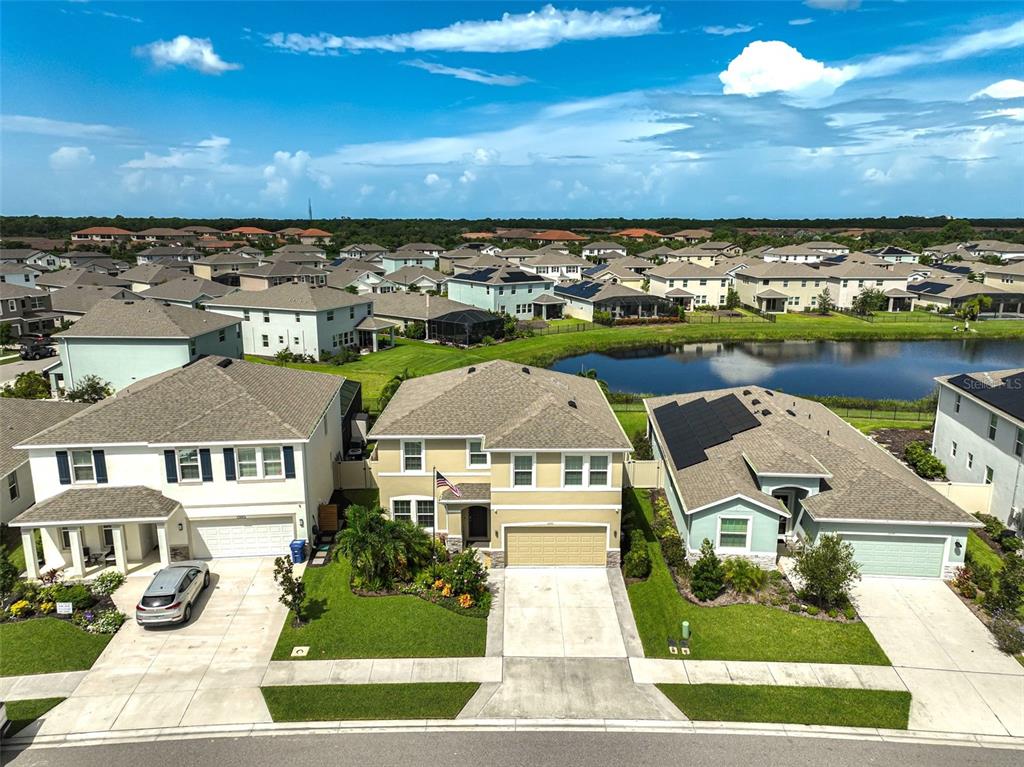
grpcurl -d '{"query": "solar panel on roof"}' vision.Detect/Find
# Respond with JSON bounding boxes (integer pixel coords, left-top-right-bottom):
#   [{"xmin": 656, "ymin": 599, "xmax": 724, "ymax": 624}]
[
  {"xmin": 948, "ymin": 372, "xmax": 1024, "ymax": 421},
  {"xmin": 709, "ymin": 393, "xmax": 760, "ymax": 436},
  {"xmin": 652, "ymin": 401, "xmax": 708, "ymax": 470}
]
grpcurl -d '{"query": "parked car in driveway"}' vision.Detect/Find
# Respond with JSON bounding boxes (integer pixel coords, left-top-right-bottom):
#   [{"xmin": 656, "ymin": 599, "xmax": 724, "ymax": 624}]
[
  {"xmin": 136, "ymin": 561, "xmax": 211, "ymax": 627},
  {"xmin": 19, "ymin": 337, "xmax": 56, "ymax": 360}
]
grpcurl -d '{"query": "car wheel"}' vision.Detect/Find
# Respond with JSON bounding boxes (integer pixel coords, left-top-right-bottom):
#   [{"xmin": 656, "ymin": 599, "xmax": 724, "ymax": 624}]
[
  {"xmin": 182, "ymin": 603, "xmax": 192, "ymax": 624},
  {"xmin": 203, "ymin": 572, "xmax": 210, "ymax": 589}
]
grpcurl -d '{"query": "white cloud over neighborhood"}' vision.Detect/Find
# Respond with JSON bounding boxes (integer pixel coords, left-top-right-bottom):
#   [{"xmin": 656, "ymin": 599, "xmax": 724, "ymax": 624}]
[
  {"xmin": 263, "ymin": 5, "xmax": 661, "ymax": 55},
  {"xmin": 49, "ymin": 146, "xmax": 95, "ymax": 171},
  {"xmin": 134, "ymin": 35, "xmax": 241, "ymax": 74},
  {"xmin": 404, "ymin": 60, "xmax": 532, "ymax": 86},
  {"xmin": 0, "ymin": 114, "xmax": 127, "ymax": 139},
  {"xmin": 970, "ymin": 78, "xmax": 1024, "ymax": 100},
  {"xmin": 703, "ymin": 24, "xmax": 754, "ymax": 37}
]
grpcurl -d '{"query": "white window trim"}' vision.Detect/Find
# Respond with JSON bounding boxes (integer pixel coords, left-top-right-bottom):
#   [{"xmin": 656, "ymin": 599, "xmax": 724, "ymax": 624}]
[
  {"xmin": 400, "ymin": 439, "xmax": 427, "ymax": 475},
  {"xmin": 7, "ymin": 471, "xmax": 19, "ymax": 501},
  {"xmin": 715, "ymin": 514, "xmax": 753, "ymax": 554},
  {"xmin": 390, "ymin": 495, "xmax": 436, "ymax": 532},
  {"xmin": 466, "ymin": 438, "xmax": 489, "ymax": 469},
  {"xmin": 176, "ymin": 448, "xmax": 202, "ymax": 484},
  {"xmin": 70, "ymin": 449, "xmax": 97, "ymax": 485},
  {"xmin": 510, "ymin": 453, "xmax": 536, "ymax": 489},
  {"xmin": 234, "ymin": 445, "xmax": 286, "ymax": 481},
  {"xmin": 559, "ymin": 453, "xmax": 612, "ymax": 489}
]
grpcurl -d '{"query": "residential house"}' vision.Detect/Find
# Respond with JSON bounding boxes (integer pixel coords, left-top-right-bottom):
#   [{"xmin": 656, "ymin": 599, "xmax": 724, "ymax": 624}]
[
  {"xmin": 70, "ymin": 227, "xmax": 133, "ymax": 244},
  {"xmin": 461, "ymin": 242, "xmax": 503, "ymax": 256},
  {"xmin": 980, "ymin": 260, "xmax": 1024, "ymax": 292},
  {"xmin": 137, "ymin": 276, "xmax": 234, "ymax": 309},
  {"xmin": 180, "ymin": 226, "xmax": 221, "ymax": 236},
  {"xmin": 0, "ymin": 249, "xmax": 60, "ymax": 270},
  {"xmin": 520, "ymin": 252, "xmax": 591, "ymax": 281},
  {"xmin": 191, "ymin": 249, "xmax": 263, "ymax": 286},
  {"xmin": 136, "ymin": 246, "xmax": 202, "ymax": 264},
  {"xmin": 494, "ymin": 228, "xmax": 539, "ymax": 242},
  {"xmin": 760, "ymin": 245, "xmax": 826, "ymax": 263},
  {"xmin": 669, "ymin": 229, "xmax": 713, "ymax": 243},
  {"xmin": 932, "ymin": 369, "xmax": 1024, "ymax": 528},
  {"xmin": 131, "ymin": 228, "xmax": 193, "ymax": 243},
  {"xmin": 337, "ymin": 243, "xmax": 387, "ymax": 260},
  {"xmin": 0, "ymin": 284, "xmax": 60, "ymax": 338},
  {"xmin": 325, "ymin": 266, "xmax": 397, "ymax": 295},
  {"xmin": 0, "ymin": 263, "xmax": 44, "ymax": 288},
  {"xmin": 733, "ymin": 263, "xmax": 830, "ymax": 313},
  {"xmin": 527, "ymin": 230, "xmax": 587, "ymax": 245},
  {"xmin": 438, "ymin": 248, "xmax": 486, "ymax": 274},
  {"xmin": 368, "ymin": 360, "xmax": 632, "ymax": 566},
  {"xmin": 696, "ymin": 241, "xmax": 743, "ymax": 257},
  {"xmin": 386, "ymin": 266, "xmax": 448, "ymax": 293},
  {"xmin": 638, "ymin": 245, "xmax": 678, "ymax": 261},
  {"xmin": 446, "ymin": 266, "xmax": 556, "ymax": 320},
  {"xmin": 646, "ymin": 386, "xmax": 979, "ymax": 576},
  {"xmin": 35, "ymin": 268, "xmax": 130, "ymax": 293},
  {"xmin": 11, "ymin": 356, "xmax": 360, "ymax": 576},
  {"xmin": 865, "ymin": 245, "xmax": 921, "ymax": 263},
  {"xmin": 225, "ymin": 226, "xmax": 273, "ymax": 240},
  {"xmin": 193, "ymin": 238, "xmax": 239, "ymax": 253},
  {"xmin": 121, "ymin": 263, "xmax": 190, "ymax": 293},
  {"xmin": 967, "ymin": 240, "xmax": 1024, "ymax": 261},
  {"xmin": 908, "ymin": 277, "xmax": 1020, "ymax": 313},
  {"xmin": 48, "ymin": 299, "xmax": 242, "ymax": 392},
  {"xmin": 398, "ymin": 242, "xmax": 443, "ymax": 257},
  {"xmin": 205, "ymin": 282, "xmax": 373, "ymax": 357},
  {"xmin": 58, "ymin": 254, "xmax": 129, "ymax": 274},
  {"xmin": 380, "ymin": 249, "xmax": 440, "ymax": 274},
  {"xmin": 583, "ymin": 263, "xmax": 647, "ymax": 292},
  {"xmin": 646, "ymin": 262, "xmax": 731, "ymax": 308},
  {"xmin": 275, "ymin": 227, "xmax": 304, "ymax": 238},
  {"xmin": 613, "ymin": 228, "xmax": 663, "ymax": 241},
  {"xmin": 273, "ymin": 244, "xmax": 327, "ymax": 263},
  {"xmin": 369, "ymin": 293, "xmax": 502, "ymax": 346},
  {"xmin": 0, "ymin": 400, "xmax": 90, "ymax": 525},
  {"xmin": 555, "ymin": 281, "xmax": 668, "ymax": 321},
  {"xmin": 237, "ymin": 261, "xmax": 328, "ymax": 291},
  {"xmin": 818, "ymin": 261, "xmax": 915, "ymax": 310},
  {"xmin": 664, "ymin": 247, "xmax": 718, "ymax": 268},
  {"xmin": 49, "ymin": 285, "xmax": 141, "ymax": 324},
  {"xmin": 801, "ymin": 241, "xmax": 849, "ymax": 256},
  {"xmin": 489, "ymin": 247, "xmax": 535, "ymax": 266},
  {"xmin": 581, "ymin": 241, "xmax": 628, "ymax": 260},
  {"xmin": 298, "ymin": 228, "xmax": 332, "ymax": 246}
]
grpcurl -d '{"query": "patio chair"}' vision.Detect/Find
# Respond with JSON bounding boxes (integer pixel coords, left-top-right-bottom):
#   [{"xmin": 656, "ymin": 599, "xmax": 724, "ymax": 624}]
[{"xmin": 102, "ymin": 546, "xmax": 116, "ymax": 565}]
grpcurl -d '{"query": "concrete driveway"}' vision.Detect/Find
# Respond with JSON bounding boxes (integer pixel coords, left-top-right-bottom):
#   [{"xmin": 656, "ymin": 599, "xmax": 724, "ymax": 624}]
[
  {"xmin": 854, "ymin": 577, "xmax": 1024, "ymax": 737},
  {"xmin": 33, "ymin": 557, "xmax": 286, "ymax": 736}
]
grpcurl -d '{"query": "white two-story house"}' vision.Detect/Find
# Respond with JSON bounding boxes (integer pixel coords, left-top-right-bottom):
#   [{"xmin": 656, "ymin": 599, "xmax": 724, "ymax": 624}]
[
  {"xmin": 446, "ymin": 266, "xmax": 555, "ymax": 319},
  {"xmin": 11, "ymin": 356, "xmax": 360, "ymax": 576}
]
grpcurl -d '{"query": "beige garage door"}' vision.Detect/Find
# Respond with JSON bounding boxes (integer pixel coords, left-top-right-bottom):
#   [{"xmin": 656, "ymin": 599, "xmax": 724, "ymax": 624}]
[{"xmin": 505, "ymin": 526, "xmax": 606, "ymax": 566}]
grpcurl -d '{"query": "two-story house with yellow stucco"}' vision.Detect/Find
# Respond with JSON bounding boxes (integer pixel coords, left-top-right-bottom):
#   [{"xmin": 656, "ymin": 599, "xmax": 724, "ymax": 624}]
[{"xmin": 368, "ymin": 360, "xmax": 633, "ymax": 567}]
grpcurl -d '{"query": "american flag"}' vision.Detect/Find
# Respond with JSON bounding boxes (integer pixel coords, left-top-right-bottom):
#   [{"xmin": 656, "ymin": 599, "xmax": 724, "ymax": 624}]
[{"xmin": 435, "ymin": 470, "xmax": 461, "ymax": 497}]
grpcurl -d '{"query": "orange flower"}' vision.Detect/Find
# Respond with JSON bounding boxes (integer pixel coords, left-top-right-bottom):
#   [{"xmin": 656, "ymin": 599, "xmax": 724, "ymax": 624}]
[{"xmin": 457, "ymin": 594, "xmax": 474, "ymax": 609}]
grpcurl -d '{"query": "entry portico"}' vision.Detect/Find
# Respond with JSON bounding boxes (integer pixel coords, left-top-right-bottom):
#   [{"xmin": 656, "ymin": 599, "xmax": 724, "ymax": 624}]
[{"xmin": 10, "ymin": 486, "xmax": 184, "ymax": 579}]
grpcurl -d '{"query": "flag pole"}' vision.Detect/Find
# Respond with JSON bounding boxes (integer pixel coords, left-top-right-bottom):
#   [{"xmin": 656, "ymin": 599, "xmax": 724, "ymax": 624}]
[{"xmin": 432, "ymin": 464, "xmax": 438, "ymax": 561}]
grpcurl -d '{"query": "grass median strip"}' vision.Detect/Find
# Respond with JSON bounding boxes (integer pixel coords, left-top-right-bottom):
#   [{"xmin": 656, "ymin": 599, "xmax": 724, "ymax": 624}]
[
  {"xmin": 261, "ymin": 683, "xmax": 480, "ymax": 721},
  {"xmin": 5, "ymin": 697, "xmax": 65, "ymax": 736},
  {"xmin": 0, "ymin": 618, "xmax": 111, "ymax": 677},
  {"xmin": 658, "ymin": 684, "xmax": 911, "ymax": 729}
]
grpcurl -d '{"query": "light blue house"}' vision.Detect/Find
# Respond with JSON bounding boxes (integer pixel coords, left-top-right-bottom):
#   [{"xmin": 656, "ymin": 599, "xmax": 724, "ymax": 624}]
[
  {"xmin": 380, "ymin": 250, "xmax": 440, "ymax": 275},
  {"xmin": 446, "ymin": 266, "xmax": 555, "ymax": 320},
  {"xmin": 646, "ymin": 387, "xmax": 979, "ymax": 578},
  {"xmin": 48, "ymin": 298, "xmax": 243, "ymax": 393}
]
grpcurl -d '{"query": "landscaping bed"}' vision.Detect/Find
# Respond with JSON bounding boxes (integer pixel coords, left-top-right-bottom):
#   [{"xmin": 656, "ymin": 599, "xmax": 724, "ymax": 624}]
[
  {"xmin": 624, "ymin": 490, "xmax": 889, "ymax": 664},
  {"xmin": 871, "ymin": 428, "xmax": 933, "ymax": 460},
  {"xmin": 657, "ymin": 684, "xmax": 911, "ymax": 729},
  {"xmin": 4, "ymin": 697, "xmax": 65, "ymax": 737},
  {"xmin": 261, "ymin": 683, "xmax": 479, "ymax": 721}
]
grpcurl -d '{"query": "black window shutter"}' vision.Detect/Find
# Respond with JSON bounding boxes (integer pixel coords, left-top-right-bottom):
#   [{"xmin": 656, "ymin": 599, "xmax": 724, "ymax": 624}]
[
  {"xmin": 223, "ymin": 448, "xmax": 236, "ymax": 481},
  {"xmin": 199, "ymin": 449, "xmax": 213, "ymax": 482},
  {"xmin": 56, "ymin": 451, "xmax": 71, "ymax": 485},
  {"xmin": 93, "ymin": 450, "xmax": 108, "ymax": 484},
  {"xmin": 283, "ymin": 446, "xmax": 296, "ymax": 478},
  {"xmin": 164, "ymin": 450, "xmax": 178, "ymax": 483}
]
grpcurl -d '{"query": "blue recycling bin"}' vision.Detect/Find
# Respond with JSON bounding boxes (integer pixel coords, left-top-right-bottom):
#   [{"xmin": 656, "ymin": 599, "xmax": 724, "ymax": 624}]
[{"xmin": 290, "ymin": 539, "xmax": 307, "ymax": 564}]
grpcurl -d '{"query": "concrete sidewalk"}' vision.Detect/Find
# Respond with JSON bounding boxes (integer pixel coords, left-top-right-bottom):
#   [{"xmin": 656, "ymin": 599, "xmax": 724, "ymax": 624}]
[
  {"xmin": 629, "ymin": 658, "xmax": 907, "ymax": 690},
  {"xmin": 262, "ymin": 658, "xmax": 502, "ymax": 686},
  {"xmin": 0, "ymin": 671, "xmax": 89, "ymax": 701}
]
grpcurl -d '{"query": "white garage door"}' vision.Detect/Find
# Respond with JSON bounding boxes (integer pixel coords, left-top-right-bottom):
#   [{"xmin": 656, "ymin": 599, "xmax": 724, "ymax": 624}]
[
  {"xmin": 191, "ymin": 518, "xmax": 295, "ymax": 559},
  {"xmin": 840, "ymin": 533, "xmax": 945, "ymax": 577}
]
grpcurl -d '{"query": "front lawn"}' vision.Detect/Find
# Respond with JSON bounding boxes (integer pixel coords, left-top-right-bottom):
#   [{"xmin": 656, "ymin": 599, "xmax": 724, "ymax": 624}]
[
  {"xmin": 5, "ymin": 697, "xmax": 64, "ymax": 736},
  {"xmin": 967, "ymin": 530, "xmax": 1004, "ymax": 574},
  {"xmin": 273, "ymin": 554, "xmax": 487, "ymax": 660},
  {"xmin": 0, "ymin": 618, "xmax": 111, "ymax": 677},
  {"xmin": 261, "ymin": 683, "xmax": 479, "ymax": 721},
  {"xmin": 658, "ymin": 684, "xmax": 911, "ymax": 729},
  {"xmin": 625, "ymin": 490, "xmax": 890, "ymax": 664}
]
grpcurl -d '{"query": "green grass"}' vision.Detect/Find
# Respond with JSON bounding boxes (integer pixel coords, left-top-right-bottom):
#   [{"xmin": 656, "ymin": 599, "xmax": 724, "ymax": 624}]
[
  {"xmin": 273, "ymin": 555, "xmax": 487, "ymax": 660},
  {"xmin": 0, "ymin": 619, "xmax": 112, "ymax": 677},
  {"xmin": 612, "ymin": 404, "xmax": 648, "ymax": 439},
  {"xmin": 261, "ymin": 683, "xmax": 479, "ymax": 721},
  {"xmin": 967, "ymin": 530, "xmax": 1004, "ymax": 573},
  {"xmin": 657, "ymin": 684, "xmax": 911, "ymax": 729},
  {"xmin": 4, "ymin": 697, "xmax": 65, "ymax": 736},
  {"xmin": 624, "ymin": 490, "xmax": 890, "ymax": 665},
  {"xmin": 339, "ymin": 489, "xmax": 382, "ymax": 510},
  {"xmin": 252, "ymin": 315, "xmax": 1024, "ymax": 405}
]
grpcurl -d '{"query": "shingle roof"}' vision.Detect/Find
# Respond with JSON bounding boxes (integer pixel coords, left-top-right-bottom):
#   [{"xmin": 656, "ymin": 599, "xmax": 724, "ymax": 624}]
[
  {"xmin": 584, "ymin": 241, "xmax": 626, "ymax": 250},
  {"xmin": 238, "ymin": 261, "xmax": 325, "ymax": 279},
  {"xmin": 11, "ymin": 486, "xmax": 181, "ymax": 526},
  {"xmin": 0, "ymin": 399, "xmax": 90, "ymax": 476},
  {"xmin": 522, "ymin": 252, "xmax": 591, "ymax": 267},
  {"xmin": 194, "ymin": 250, "xmax": 261, "ymax": 266},
  {"xmin": 387, "ymin": 266, "xmax": 447, "ymax": 285},
  {"xmin": 647, "ymin": 387, "xmax": 979, "ymax": 525},
  {"xmin": 137, "ymin": 276, "xmax": 234, "ymax": 303},
  {"xmin": 20, "ymin": 356, "xmax": 347, "ymax": 446},
  {"xmin": 49, "ymin": 286, "xmax": 140, "ymax": 315},
  {"xmin": 0, "ymin": 283, "xmax": 48, "ymax": 300},
  {"xmin": 370, "ymin": 360, "xmax": 631, "ymax": 450},
  {"xmin": 55, "ymin": 299, "xmax": 239, "ymax": 339},
  {"xmin": 647, "ymin": 261, "xmax": 728, "ymax": 279},
  {"xmin": 35, "ymin": 268, "xmax": 130, "ymax": 290},
  {"xmin": 205, "ymin": 282, "xmax": 369, "ymax": 312},
  {"xmin": 450, "ymin": 266, "xmax": 552, "ymax": 286},
  {"xmin": 369, "ymin": 292, "xmax": 480, "ymax": 321},
  {"xmin": 120, "ymin": 264, "xmax": 185, "ymax": 284},
  {"xmin": 273, "ymin": 244, "xmax": 327, "ymax": 255},
  {"xmin": 441, "ymin": 483, "xmax": 491, "ymax": 501},
  {"xmin": 0, "ymin": 249, "xmax": 47, "ymax": 262}
]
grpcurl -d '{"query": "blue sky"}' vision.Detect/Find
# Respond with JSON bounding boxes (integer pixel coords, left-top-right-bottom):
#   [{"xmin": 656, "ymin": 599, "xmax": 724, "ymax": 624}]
[{"xmin": 1, "ymin": 1, "xmax": 1022, "ymax": 218}]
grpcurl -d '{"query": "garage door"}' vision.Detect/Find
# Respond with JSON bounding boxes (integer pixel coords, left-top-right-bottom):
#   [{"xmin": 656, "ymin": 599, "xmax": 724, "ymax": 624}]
[
  {"xmin": 840, "ymin": 534, "xmax": 945, "ymax": 577},
  {"xmin": 191, "ymin": 518, "xmax": 295, "ymax": 559},
  {"xmin": 506, "ymin": 526, "xmax": 606, "ymax": 566}
]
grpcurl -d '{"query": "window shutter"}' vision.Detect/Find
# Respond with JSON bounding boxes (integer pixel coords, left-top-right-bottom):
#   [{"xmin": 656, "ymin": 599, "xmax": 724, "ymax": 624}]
[
  {"xmin": 223, "ymin": 448, "xmax": 236, "ymax": 481},
  {"xmin": 283, "ymin": 446, "xmax": 296, "ymax": 479},
  {"xmin": 56, "ymin": 451, "xmax": 71, "ymax": 485},
  {"xmin": 92, "ymin": 450, "xmax": 108, "ymax": 484},
  {"xmin": 164, "ymin": 450, "xmax": 178, "ymax": 483},
  {"xmin": 199, "ymin": 449, "xmax": 213, "ymax": 482}
]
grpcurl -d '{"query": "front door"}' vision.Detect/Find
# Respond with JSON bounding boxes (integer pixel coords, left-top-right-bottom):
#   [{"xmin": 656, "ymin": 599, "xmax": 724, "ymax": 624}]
[
  {"xmin": 773, "ymin": 491, "xmax": 793, "ymax": 540},
  {"xmin": 467, "ymin": 506, "xmax": 489, "ymax": 541}
]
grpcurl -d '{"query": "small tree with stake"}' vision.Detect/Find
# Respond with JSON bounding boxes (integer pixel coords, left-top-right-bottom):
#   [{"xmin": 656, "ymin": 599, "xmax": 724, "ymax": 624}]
[
  {"xmin": 793, "ymin": 533, "xmax": 861, "ymax": 609},
  {"xmin": 273, "ymin": 556, "xmax": 307, "ymax": 627}
]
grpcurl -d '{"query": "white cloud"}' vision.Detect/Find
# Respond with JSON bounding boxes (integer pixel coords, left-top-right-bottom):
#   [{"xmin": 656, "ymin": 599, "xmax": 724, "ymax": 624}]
[
  {"xmin": 788, "ymin": 18, "xmax": 814, "ymax": 26},
  {"xmin": 264, "ymin": 5, "xmax": 660, "ymax": 54},
  {"xmin": 469, "ymin": 147, "xmax": 500, "ymax": 165},
  {"xmin": 459, "ymin": 169, "xmax": 477, "ymax": 184},
  {"xmin": 720, "ymin": 41, "xmax": 855, "ymax": 98},
  {"xmin": 804, "ymin": 0, "xmax": 860, "ymax": 9},
  {"xmin": 134, "ymin": 35, "xmax": 241, "ymax": 75},
  {"xmin": 979, "ymin": 107, "xmax": 1024, "ymax": 122},
  {"xmin": 970, "ymin": 79, "xmax": 1024, "ymax": 100},
  {"xmin": 423, "ymin": 173, "xmax": 441, "ymax": 186},
  {"xmin": 123, "ymin": 135, "xmax": 234, "ymax": 171},
  {"xmin": 404, "ymin": 60, "xmax": 531, "ymax": 86},
  {"xmin": 0, "ymin": 114, "xmax": 126, "ymax": 139},
  {"xmin": 49, "ymin": 146, "xmax": 94, "ymax": 171},
  {"xmin": 703, "ymin": 24, "xmax": 754, "ymax": 37}
]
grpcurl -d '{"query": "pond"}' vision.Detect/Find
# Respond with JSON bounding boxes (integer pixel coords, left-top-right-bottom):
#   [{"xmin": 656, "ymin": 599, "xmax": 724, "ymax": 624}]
[{"xmin": 549, "ymin": 339, "xmax": 1024, "ymax": 400}]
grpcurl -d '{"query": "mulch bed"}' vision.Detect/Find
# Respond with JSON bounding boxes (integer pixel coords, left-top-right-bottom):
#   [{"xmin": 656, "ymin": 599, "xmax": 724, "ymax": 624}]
[{"xmin": 872, "ymin": 428, "xmax": 933, "ymax": 460}]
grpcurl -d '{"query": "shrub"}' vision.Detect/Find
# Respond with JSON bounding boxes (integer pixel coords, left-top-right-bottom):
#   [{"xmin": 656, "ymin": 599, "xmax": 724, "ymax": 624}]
[
  {"xmin": 623, "ymin": 534, "xmax": 651, "ymax": 579},
  {"xmin": 1000, "ymin": 536, "xmax": 1022, "ymax": 555},
  {"xmin": 953, "ymin": 565, "xmax": 974, "ymax": 593},
  {"xmin": 806, "ymin": 606, "xmax": 820, "ymax": 616},
  {"xmin": 337, "ymin": 504, "xmax": 433, "ymax": 590},
  {"xmin": 973, "ymin": 564, "xmax": 994, "ymax": 594},
  {"xmin": 793, "ymin": 533, "xmax": 861, "ymax": 610},
  {"xmin": 0, "ymin": 547, "xmax": 18, "ymax": 600},
  {"xmin": 9, "ymin": 600, "xmax": 32, "ymax": 618},
  {"xmin": 989, "ymin": 611, "xmax": 1024, "ymax": 655},
  {"xmin": 631, "ymin": 433, "xmax": 653, "ymax": 460},
  {"xmin": 86, "ymin": 609, "xmax": 126, "ymax": 634},
  {"xmin": 660, "ymin": 535, "xmax": 687, "ymax": 570},
  {"xmin": 985, "ymin": 554, "xmax": 1024, "ymax": 614},
  {"xmin": 976, "ymin": 514, "xmax": 1005, "ymax": 539},
  {"xmin": 960, "ymin": 581, "xmax": 977, "ymax": 599},
  {"xmin": 442, "ymin": 549, "xmax": 488, "ymax": 597},
  {"xmin": 43, "ymin": 582, "xmax": 94, "ymax": 611},
  {"xmin": 903, "ymin": 441, "xmax": 946, "ymax": 480},
  {"xmin": 89, "ymin": 570, "xmax": 125, "ymax": 597},
  {"xmin": 593, "ymin": 310, "xmax": 614, "ymax": 326},
  {"xmin": 722, "ymin": 557, "xmax": 768, "ymax": 595},
  {"xmin": 843, "ymin": 606, "xmax": 857, "ymax": 621},
  {"xmin": 690, "ymin": 539, "xmax": 725, "ymax": 601},
  {"xmin": 788, "ymin": 603, "xmax": 802, "ymax": 612},
  {"xmin": 827, "ymin": 608, "xmax": 838, "ymax": 619}
]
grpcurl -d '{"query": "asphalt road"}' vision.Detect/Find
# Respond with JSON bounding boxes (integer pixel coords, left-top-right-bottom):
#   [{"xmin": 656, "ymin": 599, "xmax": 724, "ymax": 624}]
[
  {"xmin": 4, "ymin": 732, "xmax": 1019, "ymax": 767},
  {"xmin": 0, "ymin": 356, "xmax": 54, "ymax": 386}
]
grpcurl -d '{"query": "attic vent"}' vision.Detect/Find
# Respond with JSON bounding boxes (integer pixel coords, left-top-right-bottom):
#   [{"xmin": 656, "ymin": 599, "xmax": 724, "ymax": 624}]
[
  {"xmin": 785, "ymin": 409, "xmax": 797, "ymax": 417},
  {"xmin": 764, "ymin": 390, "xmax": 774, "ymax": 397},
  {"xmin": 217, "ymin": 358, "xmax": 233, "ymax": 368},
  {"xmin": 521, "ymin": 366, "xmax": 530, "ymax": 374},
  {"xmin": 761, "ymin": 409, "xmax": 771, "ymax": 416},
  {"xmin": 124, "ymin": 300, "xmax": 135, "ymax": 305},
  {"xmin": 467, "ymin": 367, "xmax": 476, "ymax": 374},
  {"xmin": 568, "ymin": 399, "xmax": 577, "ymax": 409},
  {"xmin": 742, "ymin": 389, "xmax": 751, "ymax": 396},
  {"xmin": 751, "ymin": 399, "xmax": 761, "ymax": 406}
]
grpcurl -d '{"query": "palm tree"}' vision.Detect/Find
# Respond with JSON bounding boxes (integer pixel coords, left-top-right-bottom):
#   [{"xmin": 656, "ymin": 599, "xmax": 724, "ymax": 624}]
[{"xmin": 336, "ymin": 505, "xmax": 432, "ymax": 589}]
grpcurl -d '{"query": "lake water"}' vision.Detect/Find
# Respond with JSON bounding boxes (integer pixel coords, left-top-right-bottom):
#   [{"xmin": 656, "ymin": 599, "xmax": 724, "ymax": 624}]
[{"xmin": 549, "ymin": 339, "xmax": 1024, "ymax": 400}]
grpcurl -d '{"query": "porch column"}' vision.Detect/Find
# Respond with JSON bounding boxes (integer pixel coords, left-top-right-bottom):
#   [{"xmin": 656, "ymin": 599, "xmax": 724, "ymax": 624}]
[
  {"xmin": 887, "ymin": 296, "xmax": 894, "ymax": 312},
  {"xmin": 371, "ymin": 331, "xmax": 379, "ymax": 353},
  {"xmin": 111, "ymin": 525, "xmax": 128, "ymax": 574},
  {"xmin": 156, "ymin": 523, "xmax": 171, "ymax": 567},
  {"xmin": 67, "ymin": 527, "xmax": 85, "ymax": 576},
  {"xmin": 20, "ymin": 528, "xmax": 39, "ymax": 580}
]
